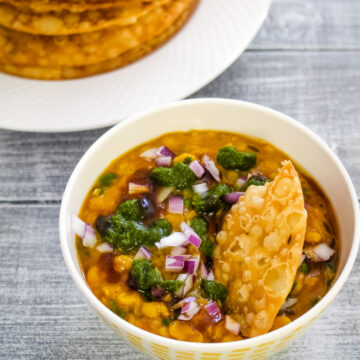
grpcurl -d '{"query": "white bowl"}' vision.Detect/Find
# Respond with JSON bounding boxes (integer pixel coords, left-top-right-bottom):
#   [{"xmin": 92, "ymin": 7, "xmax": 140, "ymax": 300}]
[{"xmin": 59, "ymin": 99, "xmax": 359, "ymax": 360}]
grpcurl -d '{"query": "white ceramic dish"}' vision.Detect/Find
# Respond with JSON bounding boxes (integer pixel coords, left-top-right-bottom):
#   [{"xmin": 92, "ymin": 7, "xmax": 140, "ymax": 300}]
[
  {"xmin": 0, "ymin": 0, "xmax": 270, "ymax": 133},
  {"xmin": 59, "ymin": 99, "xmax": 359, "ymax": 359}
]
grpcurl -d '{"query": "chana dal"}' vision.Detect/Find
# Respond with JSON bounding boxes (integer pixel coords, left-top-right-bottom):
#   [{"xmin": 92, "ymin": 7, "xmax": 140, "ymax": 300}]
[{"xmin": 75, "ymin": 130, "xmax": 339, "ymax": 343}]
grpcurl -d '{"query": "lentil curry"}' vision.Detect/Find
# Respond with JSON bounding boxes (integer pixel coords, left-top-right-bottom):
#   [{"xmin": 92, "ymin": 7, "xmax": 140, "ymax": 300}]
[{"xmin": 75, "ymin": 130, "xmax": 339, "ymax": 343}]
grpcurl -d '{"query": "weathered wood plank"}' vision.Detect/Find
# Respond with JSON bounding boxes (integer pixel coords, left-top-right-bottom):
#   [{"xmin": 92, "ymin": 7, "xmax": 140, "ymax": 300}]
[
  {"xmin": 0, "ymin": 205, "xmax": 359, "ymax": 359},
  {"xmin": 0, "ymin": 51, "xmax": 359, "ymax": 202},
  {"xmin": 251, "ymin": 0, "xmax": 360, "ymax": 49}
]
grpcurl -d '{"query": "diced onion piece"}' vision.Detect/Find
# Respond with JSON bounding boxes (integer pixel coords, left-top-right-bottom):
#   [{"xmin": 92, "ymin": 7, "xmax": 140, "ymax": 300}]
[
  {"xmin": 235, "ymin": 177, "xmax": 247, "ymax": 189},
  {"xmin": 171, "ymin": 296, "xmax": 197, "ymax": 309},
  {"xmin": 156, "ymin": 146, "xmax": 175, "ymax": 159},
  {"xmin": 207, "ymin": 270, "xmax": 215, "ymax": 281},
  {"xmin": 174, "ymin": 274, "xmax": 194, "ymax": 298},
  {"xmin": 189, "ymin": 160, "xmax": 205, "ymax": 178},
  {"xmin": 203, "ymin": 155, "xmax": 220, "ymax": 182},
  {"xmin": 225, "ymin": 315, "xmax": 241, "ymax": 335},
  {"xmin": 156, "ymin": 186, "xmax": 174, "ymax": 203},
  {"xmin": 180, "ymin": 222, "xmax": 202, "ymax": 248},
  {"xmin": 192, "ymin": 182, "xmax": 208, "ymax": 194},
  {"xmin": 96, "ymin": 243, "xmax": 113, "ymax": 253},
  {"xmin": 165, "ymin": 256, "xmax": 185, "ymax": 272},
  {"xmin": 183, "ymin": 257, "xmax": 200, "ymax": 275},
  {"xmin": 155, "ymin": 156, "xmax": 172, "ymax": 167},
  {"xmin": 200, "ymin": 263, "xmax": 215, "ymax": 281},
  {"xmin": 178, "ymin": 299, "xmax": 201, "ymax": 321},
  {"xmin": 204, "ymin": 302, "xmax": 220, "ymax": 317},
  {"xmin": 134, "ymin": 246, "xmax": 152, "ymax": 260},
  {"xmin": 72, "ymin": 214, "xmax": 97, "ymax": 248},
  {"xmin": 140, "ymin": 148, "xmax": 158, "ymax": 159},
  {"xmin": 280, "ymin": 298, "xmax": 298, "ymax": 310},
  {"xmin": 128, "ymin": 183, "xmax": 150, "ymax": 195},
  {"xmin": 168, "ymin": 195, "xmax": 184, "ymax": 214},
  {"xmin": 224, "ymin": 192, "xmax": 244, "ymax": 204},
  {"xmin": 157, "ymin": 232, "xmax": 187, "ymax": 249},
  {"xmin": 304, "ymin": 243, "xmax": 335, "ymax": 262},
  {"xmin": 170, "ymin": 246, "xmax": 187, "ymax": 256}
]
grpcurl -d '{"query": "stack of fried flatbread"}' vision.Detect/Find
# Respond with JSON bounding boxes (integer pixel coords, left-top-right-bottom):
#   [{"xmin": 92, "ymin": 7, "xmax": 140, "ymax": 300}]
[{"xmin": 0, "ymin": 0, "xmax": 198, "ymax": 79}]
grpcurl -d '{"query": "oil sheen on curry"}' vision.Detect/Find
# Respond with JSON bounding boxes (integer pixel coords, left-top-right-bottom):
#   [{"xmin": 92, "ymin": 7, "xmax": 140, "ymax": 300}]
[{"xmin": 75, "ymin": 130, "xmax": 339, "ymax": 343}]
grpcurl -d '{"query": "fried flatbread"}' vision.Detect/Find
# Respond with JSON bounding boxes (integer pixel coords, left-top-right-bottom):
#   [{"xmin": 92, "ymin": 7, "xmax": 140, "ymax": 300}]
[
  {"xmin": 0, "ymin": 0, "xmax": 196, "ymax": 79},
  {"xmin": 0, "ymin": 0, "xmax": 154, "ymax": 13},
  {"xmin": 0, "ymin": 0, "xmax": 169, "ymax": 35},
  {"xmin": 0, "ymin": 0, "xmax": 190, "ymax": 68},
  {"xmin": 214, "ymin": 161, "xmax": 307, "ymax": 338}
]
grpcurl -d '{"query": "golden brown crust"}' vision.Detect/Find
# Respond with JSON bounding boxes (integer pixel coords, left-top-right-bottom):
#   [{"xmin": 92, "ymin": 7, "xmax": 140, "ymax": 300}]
[
  {"xmin": 0, "ymin": 0, "xmax": 191, "ymax": 68},
  {"xmin": 0, "ymin": 1, "xmax": 170, "ymax": 35},
  {"xmin": 214, "ymin": 161, "xmax": 307, "ymax": 338},
  {"xmin": 0, "ymin": 0, "xmax": 155, "ymax": 13},
  {"xmin": 0, "ymin": 0, "xmax": 197, "ymax": 79}
]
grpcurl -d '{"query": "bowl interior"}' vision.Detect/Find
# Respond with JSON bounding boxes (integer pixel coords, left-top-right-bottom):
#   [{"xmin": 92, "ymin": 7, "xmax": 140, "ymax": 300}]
[{"xmin": 60, "ymin": 99, "xmax": 358, "ymax": 348}]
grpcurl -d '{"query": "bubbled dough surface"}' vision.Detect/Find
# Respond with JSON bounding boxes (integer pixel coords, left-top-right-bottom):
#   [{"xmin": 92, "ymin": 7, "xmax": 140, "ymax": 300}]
[
  {"xmin": 0, "ymin": 0, "xmax": 190, "ymax": 67},
  {"xmin": 0, "ymin": 0, "xmax": 154, "ymax": 13},
  {"xmin": 214, "ymin": 161, "xmax": 307, "ymax": 338},
  {"xmin": 0, "ymin": 1, "xmax": 169, "ymax": 35},
  {"xmin": 0, "ymin": 0, "xmax": 196, "ymax": 79}
]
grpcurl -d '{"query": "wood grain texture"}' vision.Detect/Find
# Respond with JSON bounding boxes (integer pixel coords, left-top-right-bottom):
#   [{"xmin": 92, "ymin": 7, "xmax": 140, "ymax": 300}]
[{"xmin": 1, "ymin": 0, "xmax": 360, "ymax": 359}]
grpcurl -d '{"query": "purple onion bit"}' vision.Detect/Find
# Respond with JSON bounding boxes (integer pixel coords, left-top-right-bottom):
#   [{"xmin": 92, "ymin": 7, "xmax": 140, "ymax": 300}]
[
  {"xmin": 189, "ymin": 160, "xmax": 205, "ymax": 178},
  {"xmin": 156, "ymin": 146, "xmax": 176, "ymax": 159},
  {"xmin": 180, "ymin": 222, "xmax": 202, "ymax": 248},
  {"xmin": 168, "ymin": 195, "xmax": 184, "ymax": 214},
  {"xmin": 204, "ymin": 302, "xmax": 222, "ymax": 323},
  {"xmin": 165, "ymin": 255, "xmax": 185, "ymax": 272},
  {"xmin": 183, "ymin": 257, "xmax": 200, "ymax": 275},
  {"xmin": 155, "ymin": 156, "xmax": 173, "ymax": 167},
  {"xmin": 178, "ymin": 299, "xmax": 201, "ymax": 321},
  {"xmin": 134, "ymin": 246, "xmax": 152, "ymax": 260},
  {"xmin": 223, "ymin": 192, "xmax": 244, "ymax": 204},
  {"xmin": 203, "ymin": 155, "xmax": 220, "ymax": 182}
]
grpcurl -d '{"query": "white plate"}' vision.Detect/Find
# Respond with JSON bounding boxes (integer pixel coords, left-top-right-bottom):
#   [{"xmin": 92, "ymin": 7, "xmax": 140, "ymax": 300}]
[{"xmin": 0, "ymin": 0, "xmax": 270, "ymax": 132}]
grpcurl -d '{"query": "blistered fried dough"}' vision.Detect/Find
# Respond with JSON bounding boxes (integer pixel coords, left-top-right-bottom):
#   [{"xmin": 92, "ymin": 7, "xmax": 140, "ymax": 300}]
[
  {"xmin": 0, "ymin": 0, "xmax": 197, "ymax": 79},
  {"xmin": 1, "ymin": 0, "xmax": 153, "ymax": 13},
  {"xmin": 0, "ymin": 1, "xmax": 169, "ymax": 35},
  {"xmin": 214, "ymin": 161, "xmax": 307, "ymax": 338},
  {"xmin": 0, "ymin": 0, "xmax": 190, "ymax": 68}
]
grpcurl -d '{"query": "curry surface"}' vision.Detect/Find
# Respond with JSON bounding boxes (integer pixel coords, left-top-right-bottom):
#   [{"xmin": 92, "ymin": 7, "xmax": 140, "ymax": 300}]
[{"xmin": 77, "ymin": 130, "xmax": 339, "ymax": 342}]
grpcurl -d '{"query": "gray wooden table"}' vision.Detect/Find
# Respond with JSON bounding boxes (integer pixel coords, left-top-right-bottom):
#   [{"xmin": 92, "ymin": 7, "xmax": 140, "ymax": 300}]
[{"xmin": 1, "ymin": 0, "xmax": 359, "ymax": 359}]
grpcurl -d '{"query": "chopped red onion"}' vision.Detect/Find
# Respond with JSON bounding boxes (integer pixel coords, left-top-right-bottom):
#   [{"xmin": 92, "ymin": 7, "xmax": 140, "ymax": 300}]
[
  {"xmin": 170, "ymin": 246, "xmax": 187, "ymax": 256},
  {"xmin": 207, "ymin": 270, "xmax": 215, "ymax": 281},
  {"xmin": 168, "ymin": 195, "xmax": 184, "ymax": 214},
  {"xmin": 140, "ymin": 148, "xmax": 158, "ymax": 160},
  {"xmin": 180, "ymin": 222, "xmax": 202, "ymax": 248},
  {"xmin": 224, "ymin": 192, "xmax": 244, "ymax": 204},
  {"xmin": 165, "ymin": 256, "xmax": 185, "ymax": 272},
  {"xmin": 134, "ymin": 246, "xmax": 152, "ymax": 260},
  {"xmin": 205, "ymin": 302, "xmax": 220, "ymax": 317},
  {"xmin": 203, "ymin": 155, "xmax": 220, "ymax": 182},
  {"xmin": 280, "ymin": 298, "xmax": 298, "ymax": 310},
  {"xmin": 200, "ymin": 262, "xmax": 209, "ymax": 278},
  {"xmin": 184, "ymin": 257, "xmax": 200, "ymax": 275},
  {"xmin": 72, "ymin": 214, "xmax": 97, "ymax": 248},
  {"xmin": 192, "ymin": 182, "xmax": 208, "ymax": 194},
  {"xmin": 171, "ymin": 296, "xmax": 197, "ymax": 309},
  {"xmin": 304, "ymin": 243, "xmax": 335, "ymax": 262},
  {"xmin": 128, "ymin": 182, "xmax": 150, "ymax": 195},
  {"xmin": 235, "ymin": 177, "xmax": 247, "ymax": 189},
  {"xmin": 225, "ymin": 315, "xmax": 241, "ymax": 335},
  {"xmin": 174, "ymin": 274, "xmax": 194, "ymax": 297},
  {"xmin": 178, "ymin": 299, "xmax": 201, "ymax": 321},
  {"xmin": 155, "ymin": 156, "xmax": 172, "ymax": 167},
  {"xmin": 156, "ymin": 186, "xmax": 174, "ymax": 203},
  {"xmin": 156, "ymin": 232, "xmax": 187, "ymax": 249},
  {"xmin": 96, "ymin": 243, "xmax": 113, "ymax": 253},
  {"xmin": 156, "ymin": 146, "xmax": 175, "ymax": 159},
  {"xmin": 189, "ymin": 160, "xmax": 205, "ymax": 178}
]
